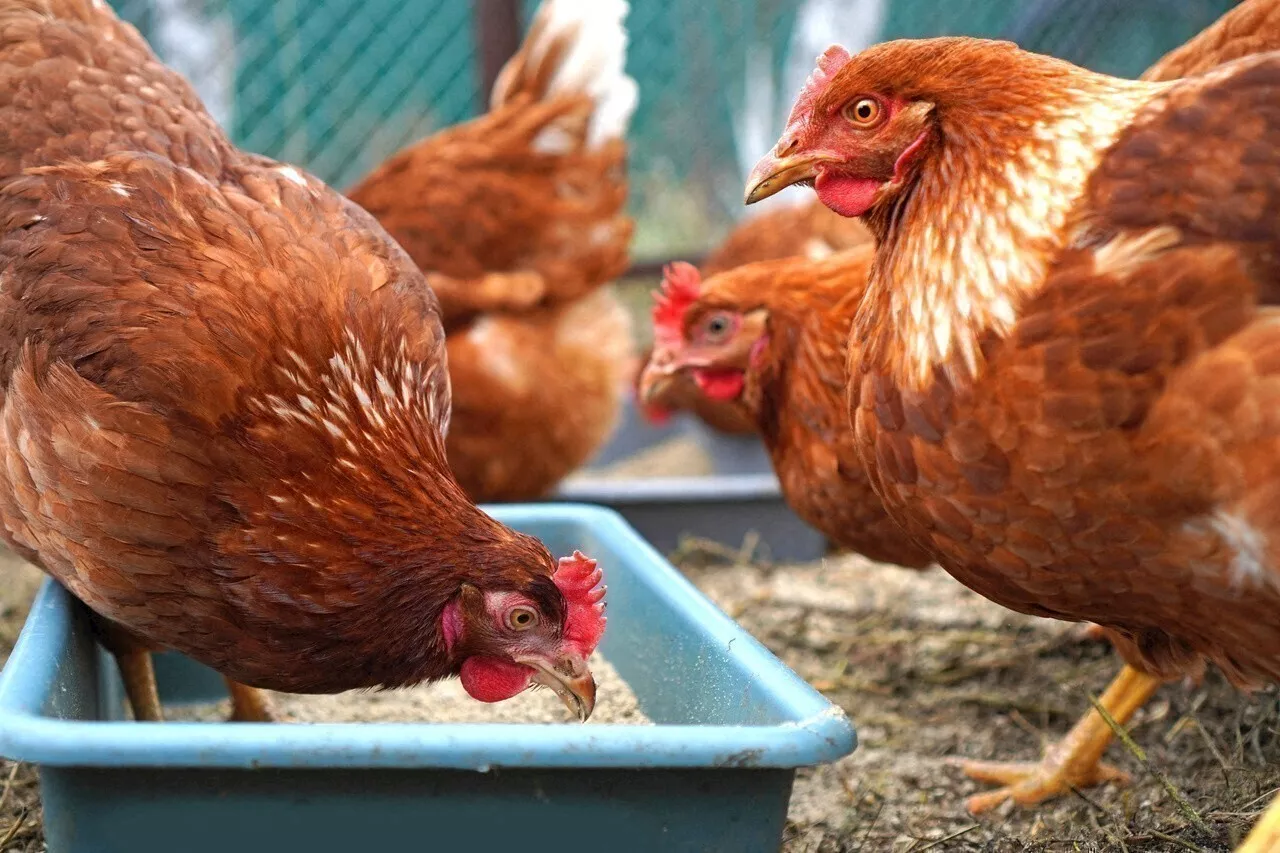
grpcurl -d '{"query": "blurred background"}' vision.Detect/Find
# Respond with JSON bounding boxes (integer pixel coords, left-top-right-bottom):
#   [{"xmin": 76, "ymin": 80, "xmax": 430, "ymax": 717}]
[{"xmin": 108, "ymin": 0, "xmax": 1238, "ymax": 271}]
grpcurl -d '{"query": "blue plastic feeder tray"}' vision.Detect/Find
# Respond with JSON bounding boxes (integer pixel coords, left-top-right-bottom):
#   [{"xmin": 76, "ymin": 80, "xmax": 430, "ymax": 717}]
[{"xmin": 0, "ymin": 505, "xmax": 856, "ymax": 853}]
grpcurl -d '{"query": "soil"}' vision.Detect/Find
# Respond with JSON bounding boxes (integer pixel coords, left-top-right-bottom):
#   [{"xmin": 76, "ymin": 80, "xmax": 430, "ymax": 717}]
[{"xmin": 2, "ymin": 542, "xmax": 1279, "ymax": 852}]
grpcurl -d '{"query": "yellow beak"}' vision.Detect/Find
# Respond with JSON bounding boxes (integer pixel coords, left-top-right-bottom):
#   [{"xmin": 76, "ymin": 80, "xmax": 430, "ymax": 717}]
[
  {"xmin": 636, "ymin": 354, "xmax": 681, "ymax": 405},
  {"xmin": 522, "ymin": 655, "xmax": 597, "ymax": 722},
  {"xmin": 744, "ymin": 152, "xmax": 832, "ymax": 205}
]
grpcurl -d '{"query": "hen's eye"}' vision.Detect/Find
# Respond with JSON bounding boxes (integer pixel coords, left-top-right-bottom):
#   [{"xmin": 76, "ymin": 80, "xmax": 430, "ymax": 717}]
[
  {"xmin": 506, "ymin": 606, "xmax": 539, "ymax": 631},
  {"xmin": 844, "ymin": 98, "xmax": 883, "ymax": 127},
  {"xmin": 703, "ymin": 314, "xmax": 733, "ymax": 341}
]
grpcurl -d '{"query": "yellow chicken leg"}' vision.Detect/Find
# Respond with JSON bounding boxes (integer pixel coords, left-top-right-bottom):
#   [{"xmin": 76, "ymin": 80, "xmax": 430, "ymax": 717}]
[
  {"xmin": 93, "ymin": 616, "xmax": 164, "ymax": 722},
  {"xmin": 225, "ymin": 678, "xmax": 275, "ymax": 723},
  {"xmin": 1237, "ymin": 790, "xmax": 1280, "ymax": 853},
  {"xmin": 115, "ymin": 646, "xmax": 164, "ymax": 722},
  {"xmin": 957, "ymin": 664, "xmax": 1163, "ymax": 813}
]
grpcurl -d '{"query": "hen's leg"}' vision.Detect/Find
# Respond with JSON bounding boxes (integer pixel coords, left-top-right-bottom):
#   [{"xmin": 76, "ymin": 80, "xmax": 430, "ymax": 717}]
[
  {"xmin": 1238, "ymin": 790, "xmax": 1280, "ymax": 852},
  {"xmin": 957, "ymin": 664, "xmax": 1162, "ymax": 814},
  {"xmin": 114, "ymin": 646, "xmax": 164, "ymax": 722},
  {"xmin": 1073, "ymin": 622, "xmax": 1109, "ymax": 642},
  {"xmin": 427, "ymin": 271, "xmax": 546, "ymax": 323},
  {"xmin": 225, "ymin": 678, "xmax": 275, "ymax": 722},
  {"xmin": 92, "ymin": 615, "xmax": 164, "ymax": 722}
]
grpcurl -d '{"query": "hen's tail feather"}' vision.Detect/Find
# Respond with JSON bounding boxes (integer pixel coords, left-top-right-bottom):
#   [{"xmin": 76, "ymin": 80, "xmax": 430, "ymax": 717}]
[
  {"xmin": 1142, "ymin": 0, "xmax": 1280, "ymax": 83},
  {"xmin": 491, "ymin": 0, "xmax": 638, "ymax": 148}
]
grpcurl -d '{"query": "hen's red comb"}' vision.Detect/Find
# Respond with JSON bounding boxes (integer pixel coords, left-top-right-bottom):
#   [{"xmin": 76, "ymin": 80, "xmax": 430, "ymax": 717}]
[
  {"xmin": 787, "ymin": 45, "xmax": 852, "ymax": 125},
  {"xmin": 652, "ymin": 262, "xmax": 702, "ymax": 345},
  {"xmin": 554, "ymin": 550, "xmax": 607, "ymax": 656}
]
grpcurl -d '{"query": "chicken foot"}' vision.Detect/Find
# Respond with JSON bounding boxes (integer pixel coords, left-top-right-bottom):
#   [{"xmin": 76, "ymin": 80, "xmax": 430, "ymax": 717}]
[
  {"xmin": 955, "ymin": 664, "xmax": 1163, "ymax": 814},
  {"xmin": 1238, "ymin": 789, "xmax": 1280, "ymax": 853},
  {"xmin": 225, "ymin": 678, "xmax": 275, "ymax": 722}
]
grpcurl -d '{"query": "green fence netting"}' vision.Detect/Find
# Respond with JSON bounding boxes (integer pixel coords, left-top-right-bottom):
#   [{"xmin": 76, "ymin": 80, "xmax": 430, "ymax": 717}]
[{"xmin": 111, "ymin": 0, "xmax": 1240, "ymax": 258}]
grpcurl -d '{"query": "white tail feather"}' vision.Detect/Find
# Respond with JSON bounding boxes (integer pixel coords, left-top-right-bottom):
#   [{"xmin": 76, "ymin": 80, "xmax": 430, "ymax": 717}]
[{"xmin": 493, "ymin": 0, "xmax": 638, "ymax": 149}]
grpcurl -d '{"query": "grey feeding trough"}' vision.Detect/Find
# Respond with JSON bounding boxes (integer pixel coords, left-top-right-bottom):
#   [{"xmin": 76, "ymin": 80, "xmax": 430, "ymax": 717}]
[{"xmin": 551, "ymin": 400, "xmax": 829, "ymax": 562}]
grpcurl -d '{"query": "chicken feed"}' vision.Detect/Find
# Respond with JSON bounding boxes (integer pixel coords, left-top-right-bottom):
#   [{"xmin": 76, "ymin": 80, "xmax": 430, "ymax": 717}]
[{"xmin": 168, "ymin": 651, "xmax": 650, "ymax": 726}]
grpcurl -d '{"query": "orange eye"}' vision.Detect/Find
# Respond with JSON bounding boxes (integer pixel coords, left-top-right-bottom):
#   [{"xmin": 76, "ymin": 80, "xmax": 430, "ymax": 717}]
[
  {"xmin": 506, "ymin": 606, "xmax": 539, "ymax": 631},
  {"xmin": 844, "ymin": 98, "xmax": 883, "ymax": 127}
]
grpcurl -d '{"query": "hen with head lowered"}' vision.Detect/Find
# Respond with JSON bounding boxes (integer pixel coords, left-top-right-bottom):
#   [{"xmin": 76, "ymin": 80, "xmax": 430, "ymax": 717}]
[{"xmin": 0, "ymin": 0, "xmax": 605, "ymax": 724}]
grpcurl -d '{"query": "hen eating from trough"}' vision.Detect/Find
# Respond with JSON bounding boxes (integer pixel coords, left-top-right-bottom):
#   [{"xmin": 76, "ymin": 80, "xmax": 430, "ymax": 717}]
[
  {"xmin": 0, "ymin": 0, "xmax": 606, "ymax": 724},
  {"xmin": 744, "ymin": 0, "xmax": 1280, "ymax": 841}
]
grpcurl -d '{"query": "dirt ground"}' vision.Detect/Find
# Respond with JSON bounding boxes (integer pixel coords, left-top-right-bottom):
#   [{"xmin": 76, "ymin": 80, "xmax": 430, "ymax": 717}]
[{"xmin": 2, "ymin": 538, "xmax": 1279, "ymax": 852}]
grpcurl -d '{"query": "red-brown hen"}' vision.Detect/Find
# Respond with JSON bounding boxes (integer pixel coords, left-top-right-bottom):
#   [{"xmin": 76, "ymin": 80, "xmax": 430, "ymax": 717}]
[
  {"xmin": 637, "ymin": 201, "xmax": 872, "ymax": 435},
  {"xmin": 349, "ymin": 0, "xmax": 638, "ymax": 502},
  {"xmin": 746, "ymin": 0, "xmax": 1280, "ymax": 831},
  {"xmin": 637, "ymin": 252, "xmax": 930, "ymax": 568},
  {"xmin": 0, "ymin": 0, "xmax": 605, "ymax": 724}
]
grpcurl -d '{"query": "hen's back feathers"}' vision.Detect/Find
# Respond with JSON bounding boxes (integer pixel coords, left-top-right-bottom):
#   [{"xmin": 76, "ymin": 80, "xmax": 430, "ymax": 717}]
[
  {"xmin": 347, "ymin": 0, "xmax": 636, "ymax": 325},
  {"xmin": 1142, "ymin": 0, "xmax": 1280, "ymax": 82}
]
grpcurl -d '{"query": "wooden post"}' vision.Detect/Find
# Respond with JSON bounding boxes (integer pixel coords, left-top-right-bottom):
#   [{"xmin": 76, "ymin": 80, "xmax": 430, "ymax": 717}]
[{"xmin": 475, "ymin": 0, "xmax": 522, "ymax": 109}]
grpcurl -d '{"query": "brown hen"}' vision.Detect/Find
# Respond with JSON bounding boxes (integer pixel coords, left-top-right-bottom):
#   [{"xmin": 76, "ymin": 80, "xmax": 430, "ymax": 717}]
[
  {"xmin": 746, "ymin": 0, "xmax": 1280, "ymax": 829},
  {"xmin": 637, "ymin": 252, "xmax": 931, "ymax": 568},
  {"xmin": 637, "ymin": 201, "xmax": 872, "ymax": 435},
  {"xmin": 0, "ymin": 0, "xmax": 606, "ymax": 725},
  {"xmin": 349, "ymin": 0, "xmax": 637, "ymax": 502}
]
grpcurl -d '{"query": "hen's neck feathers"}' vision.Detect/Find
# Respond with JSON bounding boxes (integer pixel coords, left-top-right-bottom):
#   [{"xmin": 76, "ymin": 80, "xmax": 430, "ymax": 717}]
[{"xmin": 861, "ymin": 69, "xmax": 1168, "ymax": 388}]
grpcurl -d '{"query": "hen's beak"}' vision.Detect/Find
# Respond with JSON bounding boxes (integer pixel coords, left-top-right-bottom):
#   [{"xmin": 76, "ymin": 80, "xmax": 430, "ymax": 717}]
[
  {"xmin": 522, "ymin": 655, "xmax": 597, "ymax": 722},
  {"xmin": 637, "ymin": 355, "xmax": 680, "ymax": 406},
  {"xmin": 745, "ymin": 152, "xmax": 832, "ymax": 205},
  {"xmin": 637, "ymin": 348, "xmax": 696, "ymax": 407}
]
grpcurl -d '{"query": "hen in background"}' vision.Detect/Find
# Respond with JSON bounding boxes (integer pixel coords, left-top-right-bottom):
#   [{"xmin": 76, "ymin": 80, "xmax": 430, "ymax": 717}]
[
  {"xmin": 638, "ymin": 251, "xmax": 931, "ymax": 568},
  {"xmin": 636, "ymin": 202, "xmax": 871, "ymax": 435},
  {"xmin": 745, "ymin": 0, "xmax": 1280, "ymax": 834},
  {"xmin": 349, "ymin": 0, "xmax": 638, "ymax": 502},
  {"xmin": 0, "ymin": 0, "xmax": 605, "ymax": 724}
]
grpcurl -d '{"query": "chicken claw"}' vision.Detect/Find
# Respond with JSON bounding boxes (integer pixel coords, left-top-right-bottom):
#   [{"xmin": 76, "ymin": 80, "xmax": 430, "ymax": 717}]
[
  {"xmin": 954, "ymin": 665, "xmax": 1162, "ymax": 814},
  {"xmin": 955, "ymin": 755, "xmax": 1130, "ymax": 813},
  {"xmin": 1237, "ymin": 787, "xmax": 1280, "ymax": 852}
]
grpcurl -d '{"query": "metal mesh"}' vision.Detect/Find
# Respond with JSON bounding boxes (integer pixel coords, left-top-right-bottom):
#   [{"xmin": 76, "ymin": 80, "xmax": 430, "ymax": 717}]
[{"xmin": 111, "ymin": 0, "xmax": 1240, "ymax": 260}]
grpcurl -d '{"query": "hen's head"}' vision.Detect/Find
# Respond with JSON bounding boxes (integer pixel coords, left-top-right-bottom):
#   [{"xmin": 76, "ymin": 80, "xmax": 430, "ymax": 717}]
[
  {"xmin": 744, "ymin": 38, "xmax": 1073, "ymax": 218},
  {"xmin": 637, "ymin": 262, "xmax": 770, "ymax": 413},
  {"xmin": 442, "ymin": 546, "xmax": 607, "ymax": 721}
]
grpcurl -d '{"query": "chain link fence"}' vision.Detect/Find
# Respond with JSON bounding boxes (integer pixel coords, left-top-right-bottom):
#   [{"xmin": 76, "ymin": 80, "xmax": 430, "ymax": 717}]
[{"xmin": 111, "ymin": 0, "xmax": 1240, "ymax": 262}]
